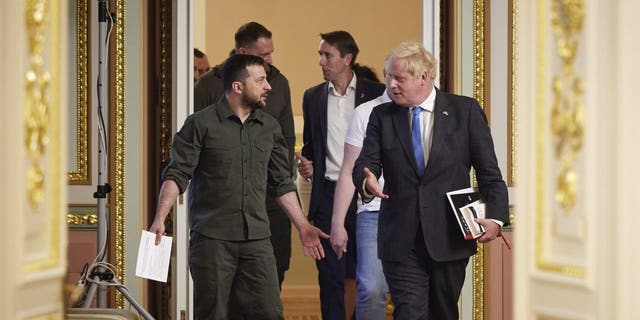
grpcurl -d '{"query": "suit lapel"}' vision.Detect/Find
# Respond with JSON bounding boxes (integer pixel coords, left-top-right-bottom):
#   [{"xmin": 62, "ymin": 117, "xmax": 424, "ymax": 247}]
[
  {"xmin": 424, "ymin": 90, "xmax": 450, "ymax": 175},
  {"xmin": 391, "ymin": 103, "xmax": 420, "ymax": 175},
  {"xmin": 355, "ymin": 78, "xmax": 368, "ymax": 106},
  {"xmin": 319, "ymin": 83, "xmax": 329, "ymax": 151}
]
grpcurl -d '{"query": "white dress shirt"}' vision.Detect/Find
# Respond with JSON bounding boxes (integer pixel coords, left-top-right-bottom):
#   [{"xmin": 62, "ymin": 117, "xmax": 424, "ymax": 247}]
[{"xmin": 325, "ymin": 73, "xmax": 357, "ymax": 181}]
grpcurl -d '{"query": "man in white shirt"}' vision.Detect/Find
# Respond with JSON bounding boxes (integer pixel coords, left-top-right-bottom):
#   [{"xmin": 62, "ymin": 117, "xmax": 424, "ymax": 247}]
[{"xmin": 331, "ymin": 89, "xmax": 391, "ymax": 320}]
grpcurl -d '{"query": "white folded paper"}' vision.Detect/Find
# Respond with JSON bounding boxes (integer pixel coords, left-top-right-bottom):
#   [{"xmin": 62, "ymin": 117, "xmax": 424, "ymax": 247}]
[{"xmin": 135, "ymin": 230, "xmax": 172, "ymax": 282}]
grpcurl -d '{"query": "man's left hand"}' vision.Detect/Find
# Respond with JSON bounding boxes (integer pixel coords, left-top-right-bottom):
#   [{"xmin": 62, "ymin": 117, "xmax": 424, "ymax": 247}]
[
  {"xmin": 298, "ymin": 223, "xmax": 330, "ymax": 260},
  {"xmin": 475, "ymin": 219, "xmax": 500, "ymax": 243}
]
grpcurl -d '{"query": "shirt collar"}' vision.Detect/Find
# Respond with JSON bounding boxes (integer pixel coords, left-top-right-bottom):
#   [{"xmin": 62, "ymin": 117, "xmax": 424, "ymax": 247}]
[
  {"xmin": 328, "ymin": 71, "xmax": 357, "ymax": 96},
  {"xmin": 216, "ymin": 98, "xmax": 264, "ymax": 124},
  {"xmin": 414, "ymin": 86, "xmax": 436, "ymax": 112},
  {"xmin": 381, "ymin": 89, "xmax": 392, "ymax": 103}
]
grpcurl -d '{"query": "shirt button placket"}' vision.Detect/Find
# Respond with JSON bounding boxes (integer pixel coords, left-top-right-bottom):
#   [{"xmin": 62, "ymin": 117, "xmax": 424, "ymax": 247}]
[{"xmin": 241, "ymin": 126, "xmax": 248, "ymax": 211}]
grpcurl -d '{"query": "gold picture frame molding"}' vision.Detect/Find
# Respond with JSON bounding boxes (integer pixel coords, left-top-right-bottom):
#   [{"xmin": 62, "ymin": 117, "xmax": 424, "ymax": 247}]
[
  {"xmin": 68, "ymin": 0, "xmax": 91, "ymax": 185},
  {"xmin": 110, "ymin": 0, "xmax": 127, "ymax": 308},
  {"xmin": 471, "ymin": 1, "xmax": 487, "ymax": 319}
]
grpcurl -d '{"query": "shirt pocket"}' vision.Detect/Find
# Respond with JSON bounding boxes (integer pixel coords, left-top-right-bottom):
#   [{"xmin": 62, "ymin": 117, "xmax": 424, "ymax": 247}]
[
  {"xmin": 252, "ymin": 143, "xmax": 271, "ymax": 189},
  {"xmin": 200, "ymin": 145, "xmax": 235, "ymax": 180}
]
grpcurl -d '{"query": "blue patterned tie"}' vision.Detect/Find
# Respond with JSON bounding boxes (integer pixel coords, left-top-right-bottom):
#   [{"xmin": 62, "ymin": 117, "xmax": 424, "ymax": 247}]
[{"xmin": 411, "ymin": 107, "xmax": 425, "ymax": 174}]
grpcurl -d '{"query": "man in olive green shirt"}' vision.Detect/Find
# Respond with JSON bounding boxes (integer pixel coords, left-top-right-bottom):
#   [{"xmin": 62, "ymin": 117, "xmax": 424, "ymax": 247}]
[
  {"xmin": 150, "ymin": 54, "xmax": 327, "ymax": 320},
  {"xmin": 194, "ymin": 22, "xmax": 296, "ymax": 287}
]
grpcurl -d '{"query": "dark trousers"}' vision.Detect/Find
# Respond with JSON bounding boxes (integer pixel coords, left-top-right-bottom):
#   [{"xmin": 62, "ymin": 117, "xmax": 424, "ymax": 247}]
[
  {"xmin": 313, "ymin": 179, "xmax": 357, "ymax": 320},
  {"xmin": 189, "ymin": 232, "xmax": 283, "ymax": 320},
  {"xmin": 266, "ymin": 194, "xmax": 292, "ymax": 288},
  {"xmin": 382, "ymin": 226, "xmax": 469, "ymax": 320}
]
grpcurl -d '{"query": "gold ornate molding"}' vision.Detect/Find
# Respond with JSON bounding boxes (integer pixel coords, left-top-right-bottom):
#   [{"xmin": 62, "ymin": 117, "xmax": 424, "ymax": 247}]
[
  {"xmin": 24, "ymin": 0, "xmax": 63, "ymax": 274},
  {"xmin": 67, "ymin": 213, "xmax": 98, "ymax": 226},
  {"xmin": 157, "ymin": 1, "xmax": 173, "ymax": 317},
  {"xmin": 550, "ymin": 0, "xmax": 584, "ymax": 212},
  {"xmin": 472, "ymin": 1, "xmax": 485, "ymax": 319},
  {"xmin": 115, "ymin": 0, "xmax": 126, "ymax": 308},
  {"xmin": 67, "ymin": 204, "xmax": 99, "ymax": 228},
  {"xmin": 109, "ymin": 0, "xmax": 127, "ymax": 308},
  {"xmin": 25, "ymin": 0, "xmax": 51, "ymax": 209},
  {"xmin": 536, "ymin": 0, "xmax": 585, "ymax": 278},
  {"xmin": 473, "ymin": 0, "xmax": 485, "ymax": 109},
  {"xmin": 160, "ymin": 0, "xmax": 172, "ymax": 165},
  {"xmin": 509, "ymin": 0, "xmax": 518, "ymax": 187},
  {"xmin": 472, "ymin": 243, "xmax": 484, "ymax": 320},
  {"xmin": 68, "ymin": 0, "xmax": 91, "ymax": 185}
]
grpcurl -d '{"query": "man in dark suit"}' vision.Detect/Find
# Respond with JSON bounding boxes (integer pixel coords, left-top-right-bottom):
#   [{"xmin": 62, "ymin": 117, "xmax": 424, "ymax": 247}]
[
  {"xmin": 193, "ymin": 22, "xmax": 296, "ymax": 288},
  {"xmin": 297, "ymin": 31, "xmax": 385, "ymax": 320},
  {"xmin": 353, "ymin": 41, "xmax": 509, "ymax": 320}
]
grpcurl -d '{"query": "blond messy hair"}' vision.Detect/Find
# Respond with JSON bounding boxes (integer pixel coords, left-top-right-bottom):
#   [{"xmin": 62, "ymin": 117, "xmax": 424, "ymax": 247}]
[{"xmin": 384, "ymin": 41, "xmax": 436, "ymax": 80}]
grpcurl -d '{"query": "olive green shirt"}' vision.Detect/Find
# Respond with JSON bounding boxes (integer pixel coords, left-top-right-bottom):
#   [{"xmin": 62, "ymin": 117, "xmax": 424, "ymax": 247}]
[{"xmin": 163, "ymin": 99, "xmax": 297, "ymax": 241}]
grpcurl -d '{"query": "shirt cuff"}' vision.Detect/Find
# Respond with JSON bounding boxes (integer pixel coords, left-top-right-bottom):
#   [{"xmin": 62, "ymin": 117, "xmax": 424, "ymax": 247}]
[
  {"xmin": 361, "ymin": 179, "xmax": 374, "ymax": 203},
  {"xmin": 489, "ymin": 219, "xmax": 504, "ymax": 227}
]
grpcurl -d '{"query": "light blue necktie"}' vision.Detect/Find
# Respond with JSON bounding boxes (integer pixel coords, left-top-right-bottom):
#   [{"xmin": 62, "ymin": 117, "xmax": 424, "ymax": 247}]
[{"xmin": 411, "ymin": 107, "xmax": 425, "ymax": 174}]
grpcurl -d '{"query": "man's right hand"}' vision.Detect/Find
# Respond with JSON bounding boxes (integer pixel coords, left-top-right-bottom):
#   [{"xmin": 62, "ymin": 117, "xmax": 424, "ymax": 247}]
[
  {"xmin": 364, "ymin": 167, "xmax": 389, "ymax": 199},
  {"xmin": 149, "ymin": 219, "xmax": 166, "ymax": 245},
  {"xmin": 295, "ymin": 152, "xmax": 313, "ymax": 179}
]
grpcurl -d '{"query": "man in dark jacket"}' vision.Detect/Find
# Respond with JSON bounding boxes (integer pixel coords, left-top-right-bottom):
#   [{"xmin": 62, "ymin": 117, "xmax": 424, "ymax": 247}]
[
  {"xmin": 353, "ymin": 42, "xmax": 509, "ymax": 320},
  {"xmin": 297, "ymin": 31, "xmax": 386, "ymax": 320},
  {"xmin": 193, "ymin": 22, "xmax": 295, "ymax": 288}
]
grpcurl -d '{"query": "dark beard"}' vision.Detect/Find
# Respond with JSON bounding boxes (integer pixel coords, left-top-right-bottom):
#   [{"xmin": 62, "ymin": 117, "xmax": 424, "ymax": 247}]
[{"xmin": 242, "ymin": 94, "xmax": 265, "ymax": 110}]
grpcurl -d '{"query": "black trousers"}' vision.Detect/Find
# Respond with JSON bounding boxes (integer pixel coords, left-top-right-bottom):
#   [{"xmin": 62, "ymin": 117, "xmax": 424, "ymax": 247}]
[
  {"xmin": 313, "ymin": 179, "xmax": 357, "ymax": 320},
  {"xmin": 382, "ymin": 226, "xmax": 469, "ymax": 320}
]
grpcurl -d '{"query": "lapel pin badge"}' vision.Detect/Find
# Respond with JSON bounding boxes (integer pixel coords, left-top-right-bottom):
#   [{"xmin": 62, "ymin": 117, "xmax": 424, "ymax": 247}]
[
  {"xmin": 360, "ymin": 93, "xmax": 365, "ymax": 99},
  {"xmin": 442, "ymin": 111, "xmax": 449, "ymax": 116}
]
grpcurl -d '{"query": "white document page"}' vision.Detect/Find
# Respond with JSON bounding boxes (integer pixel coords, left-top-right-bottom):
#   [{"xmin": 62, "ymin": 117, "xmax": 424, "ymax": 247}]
[{"xmin": 135, "ymin": 230, "xmax": 172, "ymax": 282}]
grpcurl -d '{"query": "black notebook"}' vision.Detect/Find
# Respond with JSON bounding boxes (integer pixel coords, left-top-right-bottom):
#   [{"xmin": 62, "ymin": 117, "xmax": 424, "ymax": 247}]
[{"xmin": 446, "ymin": 187, "xmax": 486, "ymax": 240}]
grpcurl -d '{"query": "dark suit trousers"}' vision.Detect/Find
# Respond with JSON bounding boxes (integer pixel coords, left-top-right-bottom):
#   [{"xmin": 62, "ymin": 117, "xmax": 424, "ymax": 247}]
[
  {"xmin": 382, "ymin": 225, "xmax": 469, "ymax": 320},
  {"xmin": 313, "ymin": 179, "xmax": 357, "ymax": 320}
]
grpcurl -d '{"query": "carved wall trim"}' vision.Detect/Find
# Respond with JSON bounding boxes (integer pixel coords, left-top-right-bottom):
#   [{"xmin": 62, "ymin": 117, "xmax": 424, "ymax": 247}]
[
  {"xmin": 24, "ymin": 0, "xmax": 63, "ymax": 276},
  {"xmin": 535, "ymin": 0, "xmax": 586, "ymax": 279},
  {"xmin": 68, "ymin": 0, "xmax": 91, "ymax": 185},
  {"xmin": 472, "ymin": 1, "xmax": 486, "ymax": 318},
  {"xmin": 107, "ymin": 0, "xmax": 127, "ymax": 308}
]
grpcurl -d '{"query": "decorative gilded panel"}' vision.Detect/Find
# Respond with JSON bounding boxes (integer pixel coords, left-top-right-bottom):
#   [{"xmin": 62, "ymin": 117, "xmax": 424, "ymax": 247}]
[
  {"xmin": 535, "ymin": 0, "xmax": 586, "ymax": 278},
  {"xmin": 23, "ymin": 0, "xmax": 63, "ymax": 275}
]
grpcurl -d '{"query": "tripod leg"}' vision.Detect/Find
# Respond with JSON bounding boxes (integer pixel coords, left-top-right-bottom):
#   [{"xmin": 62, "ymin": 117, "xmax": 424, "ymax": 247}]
[
  {"xmin": 80, "ymin": 280, "xmax": 98, "ymax": 308},
  {"xmin": 110, "ymin": 279, "xmax": 155, "ymax": 320}
]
